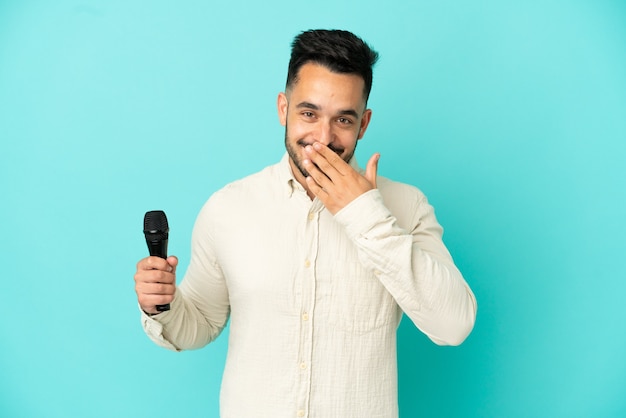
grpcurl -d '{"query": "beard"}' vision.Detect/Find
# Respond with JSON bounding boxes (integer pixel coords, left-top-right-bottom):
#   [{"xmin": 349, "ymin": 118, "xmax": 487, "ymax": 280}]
[{"xmin": 284, "ymin": 126, "xmax": 357, "ymax": 179}]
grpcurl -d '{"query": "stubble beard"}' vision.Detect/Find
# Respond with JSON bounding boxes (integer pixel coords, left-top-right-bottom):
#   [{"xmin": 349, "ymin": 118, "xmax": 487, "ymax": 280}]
[{"xmin": 284, "ymin": 126, "xmax": 357, "ymax": 179}]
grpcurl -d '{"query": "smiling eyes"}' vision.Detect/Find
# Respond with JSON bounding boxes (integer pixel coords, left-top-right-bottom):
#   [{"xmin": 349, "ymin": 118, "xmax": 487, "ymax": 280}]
[
  {"xmin": 300, "ymin": 111, "xmax": 355, "ymax": 126},
  {"xmin": 337, "ymin": 117, "xmax": 353, "ymax": 125}
]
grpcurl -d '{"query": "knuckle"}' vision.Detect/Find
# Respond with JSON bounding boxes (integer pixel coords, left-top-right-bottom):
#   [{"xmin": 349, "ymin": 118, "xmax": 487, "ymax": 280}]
[
  {"xmin": 158, "ymin": 283, "xmax": 173, "ymax": 294},
  {"xmin": 146, "ymin": 257, "xmax": 158, "ymax": 269},
  {"xmin": 153, "ymin": 271, "xmax": 168, "ymax": 283}
]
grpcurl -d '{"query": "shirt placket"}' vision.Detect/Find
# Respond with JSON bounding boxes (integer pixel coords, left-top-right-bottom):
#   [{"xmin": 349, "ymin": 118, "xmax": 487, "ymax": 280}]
[{"xmin": 295, "ymin": 198, "xmax": 323, "ymax": 418}]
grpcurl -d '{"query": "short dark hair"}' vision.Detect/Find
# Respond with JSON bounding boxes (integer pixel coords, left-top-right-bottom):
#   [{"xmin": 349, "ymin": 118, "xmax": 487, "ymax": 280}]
[{"xmin": 286, "ymin": 29, "xmax": 379, "ymax": 103}]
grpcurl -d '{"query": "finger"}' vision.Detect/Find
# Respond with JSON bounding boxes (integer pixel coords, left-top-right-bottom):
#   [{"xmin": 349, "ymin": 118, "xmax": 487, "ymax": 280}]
[
  {"xmin": 138, "ymin": 294, "xmax": 175, "ymax": 312},
  {"xmin": 134, "ymin": 268, "xmax": 176, "ymax": 284},
  {"xmin": 305, "ymin": 175, "xmax": 328, "ymax": 197},
  {"xmin": 364, "ymin": 153, "xmax": 380, "ymax": 188},
  {"xmin": 136, "ymin": 280, "xmax": 176, "ymax": 296},
  {"xmin": 306, "ymin": 143, "xmax": 347, "ymax": 177},
  {"xmin": 303, "ymin": 158, "xmax": 333, "ymax": 189},
  {"xmin": 166, "ymin": 256, "xmax": 179, "ymax": 274},
  {"xmin": 137, "ymin": 256, "xmax": 174, "ymax": 272}
]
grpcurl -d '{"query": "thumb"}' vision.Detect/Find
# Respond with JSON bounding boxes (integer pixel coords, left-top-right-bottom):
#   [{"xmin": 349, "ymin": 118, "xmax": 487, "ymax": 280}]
[
  {"xmin": 166, "ymin": 256, "xmax": 179, "ymax": 273},
  {"xmin": 365, "ymin": 153, "xmax": 380, "ymax": 188}
]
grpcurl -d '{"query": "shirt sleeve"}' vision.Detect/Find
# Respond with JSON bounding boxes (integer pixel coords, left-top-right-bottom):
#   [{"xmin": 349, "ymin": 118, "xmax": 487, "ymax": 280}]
[
  {"xmin": 140, "ymin": 199, "xmax": 231, "ymax": 351},
  {"xmin": 334, "ymin": 187, "xmax": 477, "ymax": 345}
]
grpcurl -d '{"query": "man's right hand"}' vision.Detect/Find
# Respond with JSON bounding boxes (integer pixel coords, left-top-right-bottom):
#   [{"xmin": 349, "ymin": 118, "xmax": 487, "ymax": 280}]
[{"xmin": 134, "ymin": 256, "xmax": 178, "ymax": 315}]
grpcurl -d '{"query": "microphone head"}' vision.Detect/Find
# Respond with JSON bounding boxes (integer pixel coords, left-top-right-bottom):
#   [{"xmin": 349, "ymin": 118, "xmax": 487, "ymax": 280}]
[{"xmin": 144, "ymin": 210, "xmax": 169, "ymax": 237}]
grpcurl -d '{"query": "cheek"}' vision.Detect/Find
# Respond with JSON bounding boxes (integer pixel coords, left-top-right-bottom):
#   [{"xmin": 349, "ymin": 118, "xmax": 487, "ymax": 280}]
[
  {"xmin": 337, "ymin": 130, "xmax": 360, "ymax": 146},
  {"xmin": 286, "ymin": 119, "xmax": 309, "ymax": 138}
]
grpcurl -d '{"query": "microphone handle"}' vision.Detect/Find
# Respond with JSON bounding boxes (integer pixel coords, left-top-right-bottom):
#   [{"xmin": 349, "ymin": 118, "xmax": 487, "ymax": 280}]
[{"xmin": 146, "ymin": 239, "xmax": 171, "ymax": 312}]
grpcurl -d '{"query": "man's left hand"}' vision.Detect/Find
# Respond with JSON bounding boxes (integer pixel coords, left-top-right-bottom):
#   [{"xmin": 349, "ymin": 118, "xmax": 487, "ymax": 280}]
[{"xmin": 303, "ymin": 142, "xmax": 380, "ymax": 215}]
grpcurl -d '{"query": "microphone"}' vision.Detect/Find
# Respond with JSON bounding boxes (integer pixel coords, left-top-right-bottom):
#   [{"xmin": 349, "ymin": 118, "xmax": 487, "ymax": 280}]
[{"xmin": 143, "ymin": 210, "xmax": 171, "ymax": 312}]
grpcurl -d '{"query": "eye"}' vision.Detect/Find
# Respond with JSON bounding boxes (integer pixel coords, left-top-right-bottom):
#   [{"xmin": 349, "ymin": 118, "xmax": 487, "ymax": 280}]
[
  {"xmin": 337, "ymin": 117, "xmax": 353, "ymax": 125},
  {"xmin": 301, "ymin": 111, "xmax": 315, "ymax": 118}
]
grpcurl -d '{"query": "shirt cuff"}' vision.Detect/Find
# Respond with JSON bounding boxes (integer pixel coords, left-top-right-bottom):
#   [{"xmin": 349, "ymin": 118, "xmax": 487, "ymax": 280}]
[
  {"xmin": 334, "ymin": 189, "xmax": 392, "ymax": 239},
  {"xmin": 139, "ymin": 294, "xmax": 182, "ymax": 351}
]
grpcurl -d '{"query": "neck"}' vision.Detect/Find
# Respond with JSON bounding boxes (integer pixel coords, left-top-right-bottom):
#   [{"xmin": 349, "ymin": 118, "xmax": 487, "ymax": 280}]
[{"xmin": 288, "ymin": 158, "xmax": 315, "ymax": 200}]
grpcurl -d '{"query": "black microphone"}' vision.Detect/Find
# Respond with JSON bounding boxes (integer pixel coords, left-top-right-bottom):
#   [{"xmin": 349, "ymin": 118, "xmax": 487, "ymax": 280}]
[{"xmin": 143, "ymin": 210, "xmax": 171, "ymax": 312}]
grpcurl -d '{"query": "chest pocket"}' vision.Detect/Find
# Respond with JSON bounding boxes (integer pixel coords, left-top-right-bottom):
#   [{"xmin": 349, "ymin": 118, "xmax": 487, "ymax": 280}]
[{"xmin": 329, "ymin": 262, "xmax": 397, "ymax": 334}]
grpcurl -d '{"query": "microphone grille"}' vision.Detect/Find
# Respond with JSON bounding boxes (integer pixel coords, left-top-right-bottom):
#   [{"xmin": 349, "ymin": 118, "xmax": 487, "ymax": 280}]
[{"xmin": 144, "ymin": 210, "xmax": 169, "ymax": 233}]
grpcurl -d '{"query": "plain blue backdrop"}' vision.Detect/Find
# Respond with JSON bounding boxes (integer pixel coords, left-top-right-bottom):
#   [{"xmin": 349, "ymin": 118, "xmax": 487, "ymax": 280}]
[{"xmin": 1, "ymin": 1, "xmax": 625, "ymax": 417}]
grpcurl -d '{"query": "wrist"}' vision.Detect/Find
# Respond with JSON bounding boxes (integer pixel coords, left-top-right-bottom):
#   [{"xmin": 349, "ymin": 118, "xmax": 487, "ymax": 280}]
[{"xmin": 141, "ymin": 306, "xmax": 160, "ymax": 317}]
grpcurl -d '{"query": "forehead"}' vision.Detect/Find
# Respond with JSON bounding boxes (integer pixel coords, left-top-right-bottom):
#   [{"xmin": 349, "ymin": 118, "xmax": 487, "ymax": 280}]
[{"xmin": 288, "ymin": 63, "xmax": 367, "ymax": 111}]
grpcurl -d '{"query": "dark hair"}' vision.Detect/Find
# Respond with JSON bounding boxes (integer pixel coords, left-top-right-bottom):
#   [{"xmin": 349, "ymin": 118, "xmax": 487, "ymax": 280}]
[{"xmin": 286, "ymin": 29, "xmax": 379, "ymax": 102}]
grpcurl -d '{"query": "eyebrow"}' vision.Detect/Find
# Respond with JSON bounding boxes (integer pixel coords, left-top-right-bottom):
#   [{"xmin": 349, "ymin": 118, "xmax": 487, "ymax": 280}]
[
  {"xmin": 296, "ymin": 101, "xmax": 320, "ymax": 110},
  {"xmin": 295, "ymin": 101, "xmax": 360, "ymax": 118}
]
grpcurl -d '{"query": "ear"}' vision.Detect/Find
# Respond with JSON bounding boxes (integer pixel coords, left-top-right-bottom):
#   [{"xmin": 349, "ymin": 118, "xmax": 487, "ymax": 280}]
[
  {"xmin": 357, "ymin": 109, "xmax": 372, "ymax": 140},
  {"xmin": 277, "ymin": 92, "xmax": 288, "ymax": 127}
]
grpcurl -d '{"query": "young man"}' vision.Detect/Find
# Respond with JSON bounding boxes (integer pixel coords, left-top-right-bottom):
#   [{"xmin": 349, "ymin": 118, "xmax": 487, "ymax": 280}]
[{"xmin": 134, "ymin": 29, "xmax": 477, "ymax": 418}]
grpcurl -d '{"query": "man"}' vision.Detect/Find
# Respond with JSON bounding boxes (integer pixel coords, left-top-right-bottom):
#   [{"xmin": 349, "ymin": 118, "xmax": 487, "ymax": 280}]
[{"xmin": 135, "ymin": 29, "xmax": 477, "ymax": 417}]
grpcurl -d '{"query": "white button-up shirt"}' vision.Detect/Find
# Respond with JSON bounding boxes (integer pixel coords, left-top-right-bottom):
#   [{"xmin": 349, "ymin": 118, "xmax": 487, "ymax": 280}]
[{"xmin": 141, "ymin": 154, "xmax": 477, "ymax": 418}]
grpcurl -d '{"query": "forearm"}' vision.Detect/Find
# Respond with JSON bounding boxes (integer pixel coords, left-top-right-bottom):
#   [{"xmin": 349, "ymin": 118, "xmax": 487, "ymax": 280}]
[
  {"xmin": 373, "ymin": 235, "xmax": 476, "ymax": 345},
  {"xmin": 335, "ymin": 189, "xmax": 477, "ymax": 345},
  {"xmin": 140, "ymin": 288, "xmax": 229, "ymax": 351}
]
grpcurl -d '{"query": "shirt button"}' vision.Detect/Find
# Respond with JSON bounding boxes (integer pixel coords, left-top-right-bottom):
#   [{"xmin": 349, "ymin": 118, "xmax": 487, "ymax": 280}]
[
  {"xmin": 297, "ymin": 410, "xmax": 305, "ymax": 417},
  {"xmin": 302, "ymin": 313, "xmax": 309, "ymax": 321},
  {"xmin": 300, "ymin": 362, "xmax": 307, "ymax": 370},
  {"xmin": 304, "ymin": 259, "xmax": 311, "ymax": 268},
  {"xmin": 308, "ymin": 212, "xmax": 315, "ymax": 221}
]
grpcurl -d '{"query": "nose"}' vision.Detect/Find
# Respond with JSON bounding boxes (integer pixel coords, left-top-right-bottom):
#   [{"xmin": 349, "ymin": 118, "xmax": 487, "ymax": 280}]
[{"xmin": 316, "ymin": 122, "xmax": 333, "ymax": 146}]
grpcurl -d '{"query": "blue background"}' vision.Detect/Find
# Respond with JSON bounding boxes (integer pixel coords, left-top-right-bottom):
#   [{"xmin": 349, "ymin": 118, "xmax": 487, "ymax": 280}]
[{"xmin": 1, "ymin": 1, "xmax": 625, "ymax": 417}]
